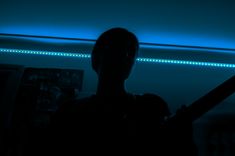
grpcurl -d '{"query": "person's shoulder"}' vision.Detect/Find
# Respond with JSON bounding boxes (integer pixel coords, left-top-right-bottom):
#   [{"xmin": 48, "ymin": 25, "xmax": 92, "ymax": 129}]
[
  {"xmin": 57, "ymin": 95, "xmax": 96, "ymax": 113},
  {"xmin": 135, "ymin": 93, "xmax": 165, "ymax": 104},
  {"xmin": 134, "ymin": 93, "xmax": 171, "ymax": 116},
  {"xmin": 49, "ymin": 96, "xmax": 97, "ymax": 131}
]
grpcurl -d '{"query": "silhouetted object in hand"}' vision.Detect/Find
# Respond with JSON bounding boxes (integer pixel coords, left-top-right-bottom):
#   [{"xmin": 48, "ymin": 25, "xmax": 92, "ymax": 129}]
[{"xmin": 45, "ymin": 28, "xmax": 197, "ymax": 156}]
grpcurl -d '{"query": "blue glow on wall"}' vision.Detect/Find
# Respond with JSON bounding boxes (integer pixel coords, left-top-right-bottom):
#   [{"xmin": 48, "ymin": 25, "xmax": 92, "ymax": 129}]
[
  {"xmin": 137, "ymin": 31, "xmax": 235, "ymax": 50},
  {"xmin": 1, "ymin": 33, "xmax": 235, "ymax": 56},
  {"xmin": 1, "ymin": 26, "xmax": 235, "ymax": 50},
  {"xmin": 0, "ymin": 26, "xmax": 99, "ymax": 42},
  {"xmin": 1, "ymin": 48, "xmax": 235, "ymax": 69}
]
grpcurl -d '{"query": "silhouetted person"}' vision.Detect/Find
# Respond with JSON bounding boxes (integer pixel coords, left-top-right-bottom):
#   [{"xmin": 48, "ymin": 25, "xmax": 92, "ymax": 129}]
[{"xmin": 45, "ymin": 28, "xmax": 197, "ymax": 156}]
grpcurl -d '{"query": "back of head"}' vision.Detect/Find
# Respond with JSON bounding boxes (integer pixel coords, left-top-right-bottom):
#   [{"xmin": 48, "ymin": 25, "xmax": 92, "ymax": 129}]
[{"xmin": 92, "ymin": 28, "xmax": 139, "ymax": 80}]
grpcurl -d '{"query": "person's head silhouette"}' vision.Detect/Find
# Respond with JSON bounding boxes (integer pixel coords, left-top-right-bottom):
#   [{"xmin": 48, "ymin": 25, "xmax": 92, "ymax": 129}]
[{"xmin": 92, "ymin": 28, "xmax": 139, "ymax": 96}]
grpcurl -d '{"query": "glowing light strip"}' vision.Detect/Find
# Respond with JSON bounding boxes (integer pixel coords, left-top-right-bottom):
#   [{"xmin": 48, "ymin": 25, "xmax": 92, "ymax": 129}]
[
  {"xmin": 1, "ymin": 48, "xmax": 235, "ymax": 68},
  {"xmin": 0, "ymin": 48, "xmax": 90, "ymax": 58},
  {"xmin": 136, "ymin": 58, "xmax": 235, "ymax": 68}
]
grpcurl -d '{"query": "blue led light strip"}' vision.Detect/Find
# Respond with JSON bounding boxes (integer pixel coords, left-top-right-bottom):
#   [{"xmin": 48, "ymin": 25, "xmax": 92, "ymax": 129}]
[
  {"xmin": 1, "ymin": 48, "xmax": 235, "ymax": 68},
  {"xmin": 137, "ymin": 58, "xmax": 235, "ymax": 68},
  {"xmin": 0, "ymin": 48, "xmax": 90, "ymax": 58}
]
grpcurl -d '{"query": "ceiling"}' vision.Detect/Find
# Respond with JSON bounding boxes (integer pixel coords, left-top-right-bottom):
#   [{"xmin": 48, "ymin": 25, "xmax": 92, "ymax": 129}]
[{"xmin": 1, "ymin": 0, "xmax": 235, "ymax": 49}]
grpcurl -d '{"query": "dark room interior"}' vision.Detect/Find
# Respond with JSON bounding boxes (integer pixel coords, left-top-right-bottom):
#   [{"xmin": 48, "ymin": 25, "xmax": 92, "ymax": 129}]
[{"xmin": 1, "ymin": 0, "xmax": 235, "ymax": 156}]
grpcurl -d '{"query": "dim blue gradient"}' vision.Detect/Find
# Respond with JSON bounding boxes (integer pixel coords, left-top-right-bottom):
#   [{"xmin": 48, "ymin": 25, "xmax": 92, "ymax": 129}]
[
  {"xmin": 0, "ymin": 26, "xmax": 98, "ymax": 41},
  {"xmin": 1, "ymin": 26, "xmax": 235, "ymax": 50}
]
